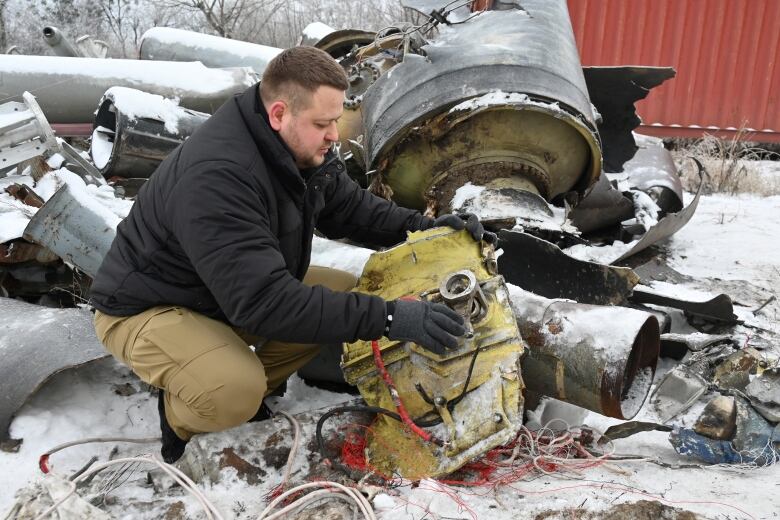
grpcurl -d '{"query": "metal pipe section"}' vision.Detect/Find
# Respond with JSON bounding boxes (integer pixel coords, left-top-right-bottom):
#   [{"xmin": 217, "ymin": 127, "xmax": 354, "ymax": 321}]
[
  {"xmin": 362, "ymin": 0, "xmax": 601, "ymax": 212},
  {"xmin": 42, "ymin": 26, "xmax": 82, "ymax": 57},
  {"xmin": 91, "ymin": 87, "xmax": 210, "ymax": 178},
  {"xmin": 0, "ymin": 55, "xmax": 258, "ymax": 123},
  {"xmin": 23, "ymin": 183, "xmax": 119, "ymax": 278},
  {"xmin": 139, "ymin": 27, "xmax": 281, "ymax": 75},
  {"xmin": 507, "ymin": 284, "xmax": 660, "ymax": 420}
]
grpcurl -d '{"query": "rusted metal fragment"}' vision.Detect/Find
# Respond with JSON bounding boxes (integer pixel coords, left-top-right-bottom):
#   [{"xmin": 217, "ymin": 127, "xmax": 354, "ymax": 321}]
[
  {"xmin": 694, "ymin": 396, "xmax": 736, "ymax": 440},
  {"xmin": 0, "ymin": 240, "xmax": 59, "ymax": 264},
  {"xmin": 582, "ymin": 66, "xmax": 676, "ymax": 173},
  {"xmin": 567, "ymin": 174, "xmax": 634, "ymax": 234},
  {"xmin": 497, "ymin": 230, "xmax": 639, "ymax": 305},
  {"xmin": 0, "ymin": 297, "xmax": 108, "ymax": 441},
  {"xmin": 631, "ymin": 289, "xmax": 737, "ymax": 324},
  {"xmin": 4, "ymin": 184, "xmax": 44, "ymax": 208},
  {"xmin": 509, "ymin": 285, "xmax": 660, "ymax": 420},
  {"xmin": 599, "ymin": 420, "xmax": 672, "ymax": 444}
]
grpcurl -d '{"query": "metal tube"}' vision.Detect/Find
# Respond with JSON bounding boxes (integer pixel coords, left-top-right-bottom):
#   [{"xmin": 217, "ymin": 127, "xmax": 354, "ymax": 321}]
[
  {"xmin": 362, "ymin": 0, "xmax": 601, "ymax": 212},
  {"xmin": 0, "ymin": 55, "xmax": 258, "ymax": 123},
  {"xmin": 508, "ymin": 284, "xmax": 660, "ymax": 419},
  {"xmin": 42, "ymin": 26, "xmax": 82, "ymax": 57},
  {"xmin": 23, "ymin": 183, "xmax": 119, "ymax": 278},
  {"xmin": 139, "ymin": 27, "xmax": 281, "ymax": 75},
  {"xmin": 90, "ymin": 87, "xmax": 210, "ymax": 178}
]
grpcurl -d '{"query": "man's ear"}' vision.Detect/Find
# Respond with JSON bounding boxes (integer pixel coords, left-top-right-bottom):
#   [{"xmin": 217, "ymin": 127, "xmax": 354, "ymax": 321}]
[{"xmin": 267, "ymin": 100, "xmax": 287, "ymax": 131}]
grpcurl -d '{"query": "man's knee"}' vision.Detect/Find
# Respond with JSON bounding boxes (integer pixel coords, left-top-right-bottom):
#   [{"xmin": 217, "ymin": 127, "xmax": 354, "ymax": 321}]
[{"xmin": 185, "ymin": 374, "xmax": 266, "ymax": 431}]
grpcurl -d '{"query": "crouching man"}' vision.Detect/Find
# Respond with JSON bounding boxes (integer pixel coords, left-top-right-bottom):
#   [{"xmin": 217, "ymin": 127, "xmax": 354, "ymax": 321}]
[{"xmin": 90, "ymin": 46, "xmax": 490, "ymax": 463}]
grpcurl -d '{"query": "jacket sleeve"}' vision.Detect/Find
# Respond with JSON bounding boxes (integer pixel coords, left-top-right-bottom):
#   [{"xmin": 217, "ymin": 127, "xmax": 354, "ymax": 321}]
[
  {"xmin": 168, "ymin": 162, "xmax": 387, "ymax": 344},
  {"xmin": 316, "ymin": 169, "xmax": 434, "ymax": 247}
]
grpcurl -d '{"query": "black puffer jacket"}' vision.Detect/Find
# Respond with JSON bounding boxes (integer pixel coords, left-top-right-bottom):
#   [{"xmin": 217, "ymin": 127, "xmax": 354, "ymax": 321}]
[{"xmin": 90, "ymin": 84, "xmax": 432, "ymax": 343}]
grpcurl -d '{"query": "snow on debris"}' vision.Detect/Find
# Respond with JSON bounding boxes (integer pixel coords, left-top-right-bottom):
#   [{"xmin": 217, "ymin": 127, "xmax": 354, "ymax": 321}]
[
  {"xmin": 105, "ymin": 87, "xmax": 188, "ymax": 134},
  {"xmin": 141, "ymin": 26, "xmax": 282, "ymax": 62}
]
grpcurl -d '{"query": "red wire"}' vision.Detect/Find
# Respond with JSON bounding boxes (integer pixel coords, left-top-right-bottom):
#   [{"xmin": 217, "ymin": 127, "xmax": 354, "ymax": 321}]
[
  {"xmin": 39, "ymin": 454, "xmax": 50, "ymax": 474},
  {"xmin": 371, "ymin": 339, "xmax": 439, "ymax": 445}
]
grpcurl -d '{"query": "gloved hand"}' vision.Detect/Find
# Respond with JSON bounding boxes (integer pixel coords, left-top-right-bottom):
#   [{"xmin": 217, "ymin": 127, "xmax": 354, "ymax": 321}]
[
  {"xmin": 386, "ymin": 299, "xmax": 465, "ymax": 355},
  {"xmin": 432, "ymin": 212, "xmax": 497, "ymax": 244}
]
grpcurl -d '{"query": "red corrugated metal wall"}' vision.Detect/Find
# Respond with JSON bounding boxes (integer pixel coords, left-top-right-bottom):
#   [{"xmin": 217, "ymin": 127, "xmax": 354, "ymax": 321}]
[{"xmin": 567, "ymin": 0, "xmax": 780, "ymax": 142}]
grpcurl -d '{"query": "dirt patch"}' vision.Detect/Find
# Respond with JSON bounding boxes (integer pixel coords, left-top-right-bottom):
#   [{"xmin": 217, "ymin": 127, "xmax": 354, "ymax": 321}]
[{"xmin": 534, "ymin": 500, "xmax": 703, "ymax": 520}]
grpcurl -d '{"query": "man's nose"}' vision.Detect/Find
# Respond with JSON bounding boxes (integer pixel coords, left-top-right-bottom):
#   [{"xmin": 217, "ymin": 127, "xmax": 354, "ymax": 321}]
[{"xmin": 325, "ymin": 122, "xmax": 339, "ymax": 143}]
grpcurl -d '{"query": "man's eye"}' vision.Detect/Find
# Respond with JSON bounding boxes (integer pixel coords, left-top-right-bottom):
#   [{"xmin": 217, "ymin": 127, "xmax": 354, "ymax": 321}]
[{"xmin": 316, "ymin": 123, "xmax": 328, "ymax": 129}]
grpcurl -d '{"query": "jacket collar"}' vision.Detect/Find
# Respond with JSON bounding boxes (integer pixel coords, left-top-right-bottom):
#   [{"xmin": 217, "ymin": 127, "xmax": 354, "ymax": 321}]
[
  {"xmin": 235, "ymin": 84, "xmax": 305, "ymax": 192},
  {"xmin": 235, "ymin": 84, "xmax": 344, "ymax": 189}
]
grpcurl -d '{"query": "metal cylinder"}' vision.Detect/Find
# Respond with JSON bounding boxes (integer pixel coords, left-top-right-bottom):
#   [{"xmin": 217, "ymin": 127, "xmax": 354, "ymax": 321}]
[
  {"xmin": 42, "ymin": 26, "xmax": 81, "ymax": 57},
  {"xmin": 508, "ymin": 284, "xmax": 660, "ymax": 420},
  {"xmin": 362, "ymin": 0, "xmax": 601, "ymax": 212},
  {"xmin": 91, "ymin": 87, "xmax": 210, "ymax": 178},
  {"xmin": 0, "ymin": 55, "xmax": 258, "ymax": 124},
  {"xmin": 23, "ymin": 183, "xmax": 119, "ymax": 278},
  {"xmin": 139, "ymin": 27, "xmax": 281, "ymax": 75}
]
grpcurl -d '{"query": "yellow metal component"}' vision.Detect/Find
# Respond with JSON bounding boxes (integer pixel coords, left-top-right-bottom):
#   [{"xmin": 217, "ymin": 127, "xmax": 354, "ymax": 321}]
[
  {"xmin": 380, "ymin": 102, "xmax": 602, "ymax": 212},
  {"xmin": 342, "ymin": 228, "xmax": 526, "ymax": 478}
]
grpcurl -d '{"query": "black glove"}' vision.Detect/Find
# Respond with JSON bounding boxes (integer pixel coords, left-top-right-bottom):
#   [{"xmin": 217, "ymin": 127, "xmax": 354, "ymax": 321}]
[
  {"xmin": 386, "ymin": 299, "xmax": 465, "ymax": 355},
  {"xmin": 432, "ymin": 212, "xmax": 497, "ymax": 244}
]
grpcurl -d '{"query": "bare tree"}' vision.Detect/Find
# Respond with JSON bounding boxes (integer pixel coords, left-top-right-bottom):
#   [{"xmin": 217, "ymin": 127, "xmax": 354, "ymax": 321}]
[
  {"xmin": 160, "ymin": 0, "xmax": 282, "ymax": 39},
  {"xmin": 0, "ymin": 0, "xmax": 8, "ymax": 51}
]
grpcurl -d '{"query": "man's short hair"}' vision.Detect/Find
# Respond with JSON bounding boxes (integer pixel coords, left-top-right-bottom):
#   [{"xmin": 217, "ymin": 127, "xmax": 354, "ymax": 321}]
[{"xmin": 260, "ymin": 46, "xmax": 349, "ymax": 112}]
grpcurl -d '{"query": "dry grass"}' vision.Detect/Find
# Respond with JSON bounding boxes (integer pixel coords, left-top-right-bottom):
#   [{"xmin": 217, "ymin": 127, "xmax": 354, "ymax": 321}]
[{"xmin": 672, "ymin": 128, "xmax": 780, "ymax": 196}]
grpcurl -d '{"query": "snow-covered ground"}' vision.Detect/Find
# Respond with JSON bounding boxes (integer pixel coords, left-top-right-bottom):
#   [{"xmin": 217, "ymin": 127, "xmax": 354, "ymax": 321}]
[{"xmin": 2, "ymin": 172, "xmax": 780, "ymax": 518}]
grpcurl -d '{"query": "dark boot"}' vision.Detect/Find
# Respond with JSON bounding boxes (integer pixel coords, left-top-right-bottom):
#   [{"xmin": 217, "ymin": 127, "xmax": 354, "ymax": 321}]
[
  {"xmin": 249, "ymin": 400, "xmax": 274, "ymax": 423},
  {"xmin": 157, "ymin": 389, "xmax": 188, "ymax": 463}
]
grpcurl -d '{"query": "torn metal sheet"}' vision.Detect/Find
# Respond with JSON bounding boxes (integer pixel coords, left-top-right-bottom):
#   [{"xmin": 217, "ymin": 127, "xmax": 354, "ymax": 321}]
[
  {"xmin": 669, "ymin": 428, "xmax": 745, "ymax": 465},
  {"xmin": 567, "ymin": 174, "xmax": 634, "ymax": 234},
  {"xmin": 632, "ymin": 288, "xmax": 737, "ymax": 324},
  {"xmin": 582, "ymin": 67, "xmax": 675, "ymax": 173},
  {"xmin": 0, "ymin": 55, "xmax": 258, "ymax": 124},
  {"xmin": 497, "ymin": 230, "xmax": 639, "ymax": 306},
  {"xmin": 508, "ymin": 284, "xmax": 660, "ymax": 420},
  {"xmin": 58, "ymin": 140, "xmax": 108, "ymax": 187},
  {"xmin": 139, "ymin": 27, "xmax": 281, "ymax": 74},
  {"xmin": 650, "ymin": 366, "xmax": 708, "ymax": 423},
  {"xmin": 0, "ymin": 240, "xmax": 59, "ymax": 265},
  {"xmin": 659, "ymin": 332, "xmax": 732, "ymax": 359},
  {"xmin": 0, "ymin": 297, "xmax": 108, "ymax": 442},
  {"xmin": 609, "ymin": 139, "xmax": 684, "ymax": 213},
  {"xmin": 91, "ymin": 87, "xmax": 210, "ymax": 179},
  {"xmin": 745, "ymin": 368, "xmax": 780, "ymax": 423},
  {"xmin": 362, "ymin": 0, "xmax": 601, "ymax": 211},
  {"xmin": 23, "ymin": 183, "xmax": 118, "ymax": 278},
  {"xmin": 611, "ymin": 159, "xmax": 705, "ymax": 263}
]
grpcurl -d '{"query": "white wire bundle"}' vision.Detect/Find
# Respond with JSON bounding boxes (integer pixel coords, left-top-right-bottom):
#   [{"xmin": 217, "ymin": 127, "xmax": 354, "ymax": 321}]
[
  {"xmin": 257, "ymin": 481, "xmax": 376, "ymax": 520},
  {"xmin": 33, "ymin": 454, "xmax": 226, "ymax": 520}
]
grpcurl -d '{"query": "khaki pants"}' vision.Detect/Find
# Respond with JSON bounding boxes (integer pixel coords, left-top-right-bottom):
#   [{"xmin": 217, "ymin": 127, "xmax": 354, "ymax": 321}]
[{"xmin": 94, "ymin": 266, "xmax": 356, "ymax": 440}]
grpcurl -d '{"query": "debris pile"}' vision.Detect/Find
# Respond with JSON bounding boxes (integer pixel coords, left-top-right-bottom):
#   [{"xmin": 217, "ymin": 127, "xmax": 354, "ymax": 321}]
[{"xmin": 1, "ymin": 0, "xmax": 778, "ymax": 518}]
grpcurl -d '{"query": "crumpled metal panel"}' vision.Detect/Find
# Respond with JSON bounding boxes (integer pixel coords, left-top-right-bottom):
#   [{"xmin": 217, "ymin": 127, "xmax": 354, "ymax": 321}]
[
  {"xmin": 497, "ymin": 230, "xmax": 639, "ymax": 305},
  {"xmin": 362, "ymin": 0, "xmax": 598, "ymax": 178},
  {"xmin": 582, "ymin": 66, "xmax": 676, "ymax": 173},
  {"xmin": 0, "ymin": 297, "xmax": 108, "ymax": 442}
]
